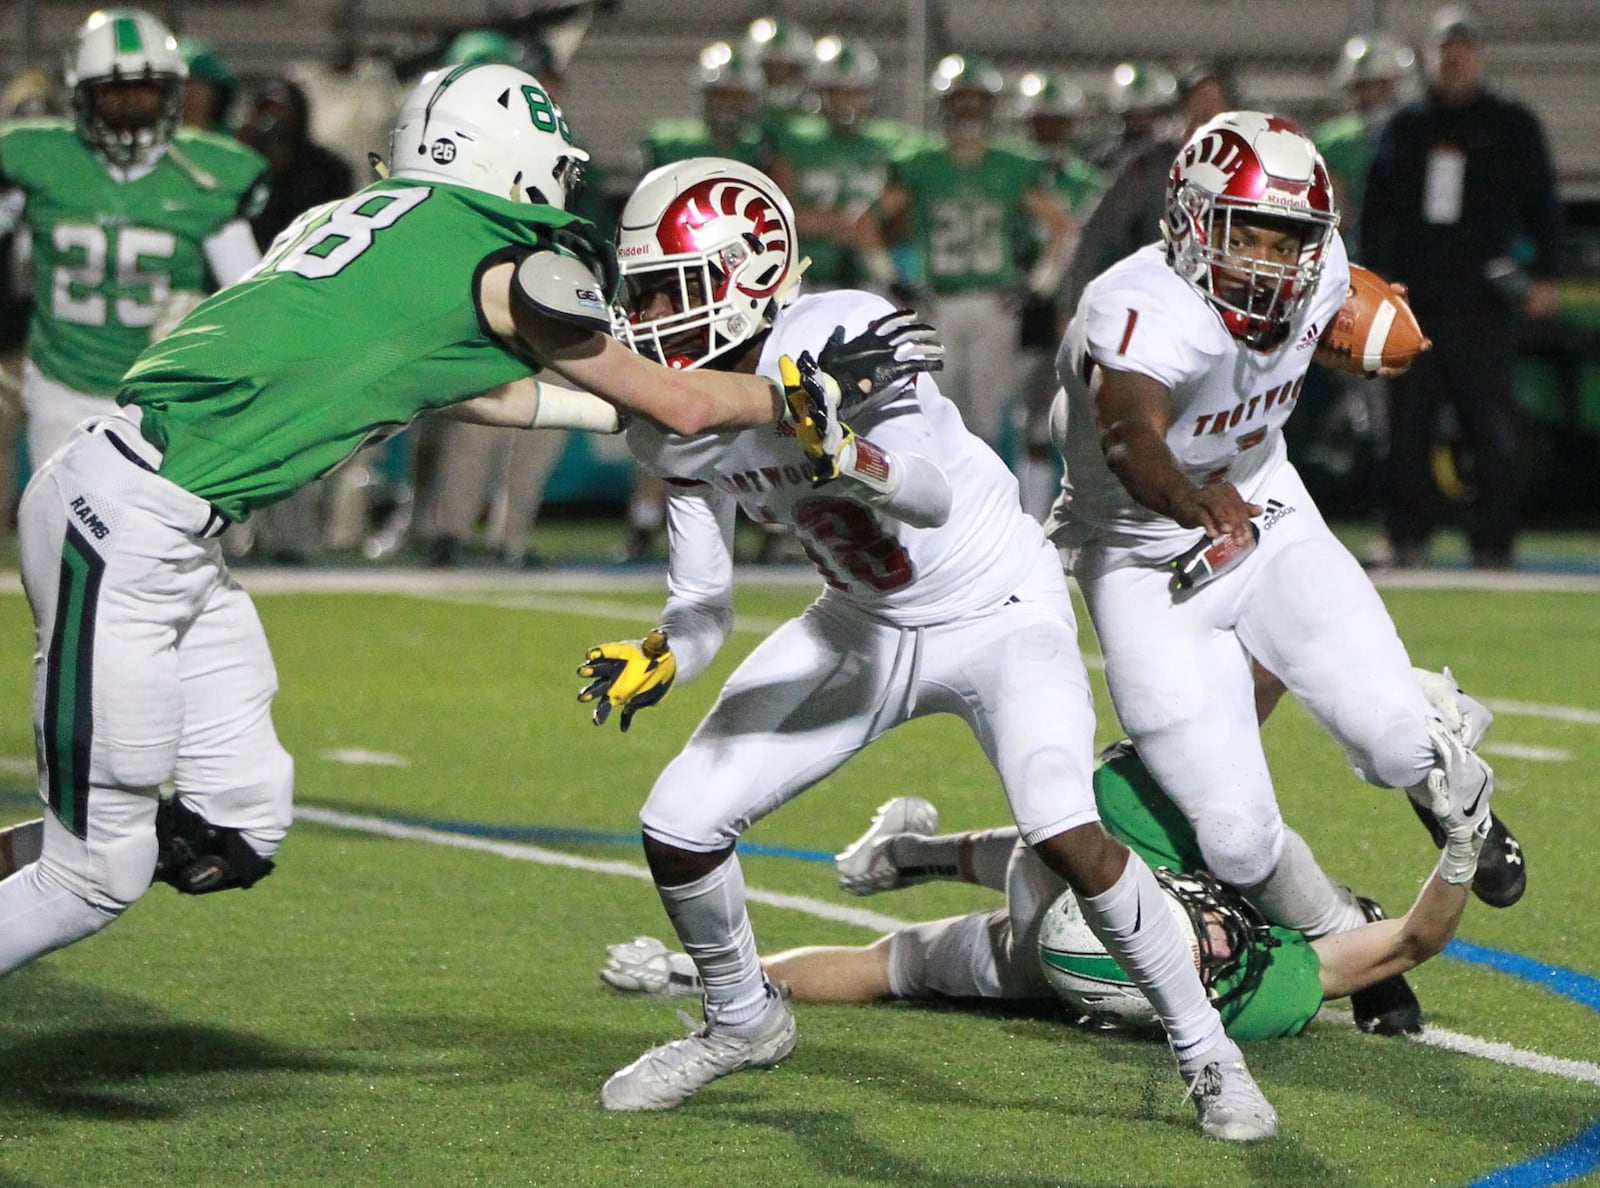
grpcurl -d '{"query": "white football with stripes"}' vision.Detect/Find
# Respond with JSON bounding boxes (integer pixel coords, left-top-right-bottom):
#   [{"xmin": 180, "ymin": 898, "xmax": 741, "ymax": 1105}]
[{"xmin": 1321, "ymin": 264, "xmax": 1428, "ymax": 374}]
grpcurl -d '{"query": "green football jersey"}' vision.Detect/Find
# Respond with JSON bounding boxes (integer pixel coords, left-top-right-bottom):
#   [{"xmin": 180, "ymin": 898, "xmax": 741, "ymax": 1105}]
[
  {"xmin": 119, "ymin": 178, "xmax": 611, "ymax": 522},
  {"xmin": 0, "ymin": 120, "xmax": 268, "ymax": 395},
  {"xmin": 887, "ymin": 138, "xmax": 1046, "ymax": 293},
  {"xmin": 1093, "ymin": 751, "xmax": 1327, "ymax": 1041},
  {"xmin": 1046, "ymin": 152, "xmax": 1105, "ymax": 219},
  {"xmin": 767, "ymin": 114, "xmax": 909, "ymax": 286},
  {"xmin": 640, "ymin": 119, "xmax": 765, "ymax": 171}
]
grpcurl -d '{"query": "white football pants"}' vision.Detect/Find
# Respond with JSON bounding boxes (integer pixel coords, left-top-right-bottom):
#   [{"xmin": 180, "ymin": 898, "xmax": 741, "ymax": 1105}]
[
  {"xmin": 1075, "ymin": 464, "xmax": 1437, "ymax": 889},
  {"xmin": 640, "ymin": 543, "xmax": 1099, "ymax": 851},
  {"xmin": 0, "ymin": 414, "xmax": 292, "ymax": 974}
]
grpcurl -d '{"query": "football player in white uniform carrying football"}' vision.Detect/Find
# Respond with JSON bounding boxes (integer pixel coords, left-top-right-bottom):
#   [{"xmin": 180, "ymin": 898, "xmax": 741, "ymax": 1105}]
[
  {"xmin": 1046, "ymin": 111, "xmax": 1522, "ymax": 1039},
  {"xmin": 580, "ymin": 157, "xmax": 1279, "ymax": 1141}
]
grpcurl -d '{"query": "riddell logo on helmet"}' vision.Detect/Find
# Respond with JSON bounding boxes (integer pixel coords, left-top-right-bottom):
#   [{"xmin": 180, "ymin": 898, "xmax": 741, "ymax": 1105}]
[{"xmin": 616, "ymin": 244, "xmax": 654, "ymax": 259}]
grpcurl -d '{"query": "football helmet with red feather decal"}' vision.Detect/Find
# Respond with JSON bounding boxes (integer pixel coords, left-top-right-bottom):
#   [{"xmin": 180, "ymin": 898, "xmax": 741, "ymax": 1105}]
[
  {"xmin": 1161, "ymin": 111, "xmax": 1339, "ymax": 350},
  {"xmin": 613, "ymin": 157, "xmax": 802, "ymax": 369}
]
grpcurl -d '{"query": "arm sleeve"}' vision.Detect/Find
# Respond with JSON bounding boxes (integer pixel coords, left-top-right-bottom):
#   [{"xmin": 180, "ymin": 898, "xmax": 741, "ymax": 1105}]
[
  {"xmin": 659, "ymin": 484, "xmax": 737, "ymax": 685},
  {"xmin": 202, "ymin": 218, "xmax": 263, "ymax": 287},
  {"xmin": 841, "ymin": 434, "xmax": 952, "ymax": 529},
  {"xmin": 1513, "ymin": 106, "xmax": 1563, "ymax": 278}
]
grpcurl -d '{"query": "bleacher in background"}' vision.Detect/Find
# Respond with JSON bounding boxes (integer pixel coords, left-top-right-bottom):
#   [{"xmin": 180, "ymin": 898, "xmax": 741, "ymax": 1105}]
[{"xmin": 4, "ymin": 0, "xmax": 1600, "ymax": 199}]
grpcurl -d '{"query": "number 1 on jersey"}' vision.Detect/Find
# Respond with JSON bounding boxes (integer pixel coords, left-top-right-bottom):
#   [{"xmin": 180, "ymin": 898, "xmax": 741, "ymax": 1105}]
[{"xmin": 1117, "ymin": 308, "xmax": 1139, "ymax": 355}]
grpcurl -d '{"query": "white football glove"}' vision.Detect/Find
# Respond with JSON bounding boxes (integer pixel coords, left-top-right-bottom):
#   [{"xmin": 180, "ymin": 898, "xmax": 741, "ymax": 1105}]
[
  {"xmin": 1422, "ymin": 726, "xmax": 1495, "ymax": 884},
  {"xmin": 1414, "ymin": 665, "xmax": 1493, "ymax": 748},
  {"xmin": 600, "ymin": 936, "xmax": 702, "ymax": 997}
]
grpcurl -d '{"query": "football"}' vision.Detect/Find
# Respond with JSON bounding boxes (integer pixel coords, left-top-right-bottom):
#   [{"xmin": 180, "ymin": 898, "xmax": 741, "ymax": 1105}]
[{"xmin": 1319, "ymin": 264, "xmax": 1428, "ymax": 374}]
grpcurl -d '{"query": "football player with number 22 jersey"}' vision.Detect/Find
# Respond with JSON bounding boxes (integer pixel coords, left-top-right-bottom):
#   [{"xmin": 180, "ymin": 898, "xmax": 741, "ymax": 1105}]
[
  {"xmin": 579, "ymin": 157, "xmax": 1277, "ymax": 1141},
  {"xmin": 0, "ymin": 66, "xmax": 890, "ymax": 994},
  {"xmin": 0, "ymin": 9, "xmax": 267, "ymax": 467},
  {"xmin": 1047, "ymin": 111, "xmax": 1516, "ymax": 1042}
]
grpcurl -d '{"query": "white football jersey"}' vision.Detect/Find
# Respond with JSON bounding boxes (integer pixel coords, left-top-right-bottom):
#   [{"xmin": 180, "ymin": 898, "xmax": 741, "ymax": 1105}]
[
  {"xmin": 628, "ymin": 290, "xmax": 1048, "ymax": 626},
  {"xmin": 1048, "ymin": 236, "xmax": 1350, "ymax": 563}
]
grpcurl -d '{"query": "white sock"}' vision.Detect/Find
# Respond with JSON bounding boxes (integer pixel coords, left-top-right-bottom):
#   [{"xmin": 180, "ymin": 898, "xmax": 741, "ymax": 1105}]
[
  {"xmin": 0, "ymin": 862, "xmax": 118, "ymax": 978},
  {"xmin": 1242, "ymin": 828, "xmax": 1367, "ymax": 938},
  {"xmin": 656, "ymin": 856, "xmax": 770, "ymax": 1031},
  {"xmin": 1080, "ymin": 857, "xmax": 1230, "ymax": 1067}
]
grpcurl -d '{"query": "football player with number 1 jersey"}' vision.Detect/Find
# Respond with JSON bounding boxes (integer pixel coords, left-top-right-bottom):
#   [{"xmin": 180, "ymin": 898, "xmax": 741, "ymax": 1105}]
[
  {"xmin": 1046, "ymin": 111, "xmax": 1523, "ymax": 1041},
  {"xmin": 0, "ymin": 8, "xmax": 267, "ymax": 467},
  {"xmin": 582, "ymin": 157, "xmax": 1277, "ymax": 1141},
  {"xmin": 0, "ymin": 65, "xmax": 885, "ymax": 992}
]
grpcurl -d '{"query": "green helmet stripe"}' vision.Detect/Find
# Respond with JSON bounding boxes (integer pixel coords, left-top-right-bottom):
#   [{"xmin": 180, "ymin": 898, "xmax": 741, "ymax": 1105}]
[
  {"xmin": 424, "ymin": 63, "xmax": 478, "ymax": 125},
  {"xmin": 113, "ymin": 15, "xmax": 144, "ymax": 54}
]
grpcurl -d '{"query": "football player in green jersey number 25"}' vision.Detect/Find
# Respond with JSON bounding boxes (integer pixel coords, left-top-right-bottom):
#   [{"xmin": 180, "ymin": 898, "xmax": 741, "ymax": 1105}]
[
  {"xmin": 0, "ymin": 61, "xmax": 930, "ymax": 984},
  {"xmin": 0, "ymin": 8, "xmax": 268, "ymax": 469}
]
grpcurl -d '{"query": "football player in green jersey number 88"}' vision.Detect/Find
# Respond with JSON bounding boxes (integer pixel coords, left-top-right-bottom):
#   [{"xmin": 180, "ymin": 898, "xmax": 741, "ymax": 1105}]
[
  {"xmin": 0, "ymin": 8, "xmax": 269, "ymax": 469},
  {"xmin": 0, "ymin": 60, "xmax": 931, "ymax": 985}
]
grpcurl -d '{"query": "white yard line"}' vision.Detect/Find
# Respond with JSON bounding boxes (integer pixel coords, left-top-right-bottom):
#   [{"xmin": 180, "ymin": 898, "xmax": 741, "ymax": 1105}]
[{"xmin": 297, "ymin": 804, "xmax": 1600, "ymax": 1087}]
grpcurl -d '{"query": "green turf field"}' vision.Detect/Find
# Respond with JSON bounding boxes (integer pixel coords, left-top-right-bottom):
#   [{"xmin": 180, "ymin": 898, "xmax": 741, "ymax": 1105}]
[{"xmin": 0, "ymin": 571, "xmax": 1595, "ymax": 1187}]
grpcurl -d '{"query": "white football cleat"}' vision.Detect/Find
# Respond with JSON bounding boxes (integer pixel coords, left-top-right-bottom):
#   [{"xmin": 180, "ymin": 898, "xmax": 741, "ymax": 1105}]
[
  {"xmin": 600, "ymin": 987, "xmax": 797, "ymax": 1111},
  {"xmin": 1184, "ymin": 1060, "xmax": 1279, "ymax": 1142},
  {"xmin": 834, "ymin": 796, "xmax": 939, "ymax": 896},
  {"xmin": 601, "ymin": 936, "xmax": 702, "ymax": 997}
]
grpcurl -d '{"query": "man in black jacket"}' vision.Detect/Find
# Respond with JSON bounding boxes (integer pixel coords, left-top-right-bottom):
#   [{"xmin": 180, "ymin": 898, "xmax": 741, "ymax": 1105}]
[{"xmin": 1360, "ymin": 6, "xmax": 1561, "ymax": 570}]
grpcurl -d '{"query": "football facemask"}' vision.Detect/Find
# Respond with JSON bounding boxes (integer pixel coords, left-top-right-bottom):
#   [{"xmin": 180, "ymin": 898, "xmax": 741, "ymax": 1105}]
[
  {"xmin": 614, "ymin": 157, "xmax": 801, "ymax": 370},
  {"xmin": 1162, "ymin": 111, "xmax": 1339, "ymax": 350},
  {"xmin": 67, "ymin": 8, "xmax": 187, "ymax": 167}
]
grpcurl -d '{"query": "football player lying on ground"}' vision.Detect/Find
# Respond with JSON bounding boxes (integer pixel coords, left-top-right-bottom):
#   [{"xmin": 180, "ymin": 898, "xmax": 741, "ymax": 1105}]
[
  {"xmin": 579, "ymin": 156, "xmax": 1279, "ymax": 1141},
  {"xmin": 0, "ymin": 64, "xmax": 907, "ymax": 985},
  {"xmin": 602, "ymin": 712, "xmax": 1495, "ymax": 1043},
  {"xmin": 1042, "ymin": 110, "xmax": 1525, "ymax": 1041}
]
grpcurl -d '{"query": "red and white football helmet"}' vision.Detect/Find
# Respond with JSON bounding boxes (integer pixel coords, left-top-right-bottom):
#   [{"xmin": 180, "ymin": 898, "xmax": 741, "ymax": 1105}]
[
  {"xmin": 614, "ymin": 157, "xmax": 801, "ymax": 369},
  {"xmin": 1161, "ymin": 111, "xmax": 1339, "ymax": 349}
]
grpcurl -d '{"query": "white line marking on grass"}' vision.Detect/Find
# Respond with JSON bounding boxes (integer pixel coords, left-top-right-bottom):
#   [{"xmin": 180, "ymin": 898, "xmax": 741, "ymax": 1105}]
[
  {"xmin": 1483, "ymin": 743, "xmax": 1572, "ymax": 762},
  {"xmin": 0, "ymin": 756, "xmax": 35, "ymax": 776},
  {"xmin": 1483, "ymin": 699, "xmax": 1600, "ymax": 727},
  {"xmin": 297, "ymin": 804, "xmax": 1600, "ymax": 1086},
  {"xmin": 294, "ymin": 806, "xmax": 911, "ymax": 934},
  {"xmin": 322, "ymin": 749, "xmax": 411, "ymax": 767}
]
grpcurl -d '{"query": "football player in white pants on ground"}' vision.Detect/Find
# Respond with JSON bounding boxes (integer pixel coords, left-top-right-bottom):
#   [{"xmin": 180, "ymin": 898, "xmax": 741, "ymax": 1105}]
[
  {"xmin": 580, "ymin": 156, "xmax": 1277, "ymax": 1140},
  {"xmin": 1046, "ymin": 111, "xmax": 1518, "ymax": 1038}
]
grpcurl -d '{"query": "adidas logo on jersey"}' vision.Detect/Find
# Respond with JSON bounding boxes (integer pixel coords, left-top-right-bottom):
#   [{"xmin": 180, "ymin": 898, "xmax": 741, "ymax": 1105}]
[
  {"xmin": 1296, "ymin": 321, "xmax": 1322, "ymax": 351},
  {"xmin": 1261, "ymin": 498, "xmax": 1297, "ymax": 530}
]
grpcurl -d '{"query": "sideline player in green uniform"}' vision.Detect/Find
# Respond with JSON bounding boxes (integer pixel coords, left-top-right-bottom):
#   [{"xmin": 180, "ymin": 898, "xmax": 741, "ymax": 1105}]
[
  {"xmin": 857, "ymin": 56, "xmax": 1074, "ymax": 450},
  {"xmin": 0, "ymin": 61, "xmax": 920, "ymax": 980},
  {"xmin": 602, "ymin": 715, "xmax": 1496, "ymax": 1043},
  {"xmin": 766, "ymin": 36, "xmax": 910, "ymax": 293},
  {"xmin": 0, "ymin": 8, "xmax": 268, "ymax": 469}
]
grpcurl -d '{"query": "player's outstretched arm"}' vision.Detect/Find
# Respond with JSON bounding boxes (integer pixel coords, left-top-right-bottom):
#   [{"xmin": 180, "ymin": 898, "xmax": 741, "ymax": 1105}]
[
  {"xmin": 442, "ymin": 376, "xmax": 623, "ymax": 433},
  {"xmin": 1093, "ymin": 364, "xmax": 1261, "ymax": 544},
  {"xmin": 479, "ymin": 260, "xmax": 784, "ymax": 436},
  {"xmin": 1313, "ymin": 731, "xmax": 1492, "ymax": 1000}
]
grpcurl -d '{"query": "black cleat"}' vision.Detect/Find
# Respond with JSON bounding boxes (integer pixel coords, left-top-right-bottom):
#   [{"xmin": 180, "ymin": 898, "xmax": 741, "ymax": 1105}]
[
  {"xmin": 1409, "ymin": 800, "xmax": 1527, "ymax": 908},
  {"xmin": 1350, "ymin": 896, "xmax": 1424, "ymax": 1036}
]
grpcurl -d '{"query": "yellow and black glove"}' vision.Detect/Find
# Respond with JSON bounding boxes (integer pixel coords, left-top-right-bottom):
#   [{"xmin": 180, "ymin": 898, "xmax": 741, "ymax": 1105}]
[
  {"xmin": 780, "ymin": 351, "xmax": 855, "ymax": 485},
  {"xmin": 577, "ymin": 629, "xmax": 676, "ymax": 732}
]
